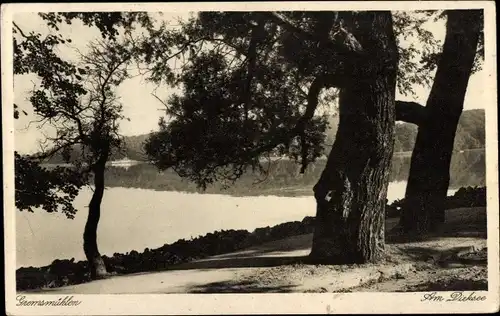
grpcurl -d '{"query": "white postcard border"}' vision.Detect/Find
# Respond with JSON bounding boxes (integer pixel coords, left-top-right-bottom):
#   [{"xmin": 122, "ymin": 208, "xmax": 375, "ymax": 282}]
[{"xmin": 2, "ymin": 1, "xmax": 498, "ymax": 315}]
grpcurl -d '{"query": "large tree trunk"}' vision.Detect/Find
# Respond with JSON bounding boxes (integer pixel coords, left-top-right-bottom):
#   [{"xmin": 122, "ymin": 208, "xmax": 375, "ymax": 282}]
[
  {"xmin": 399, "ymin": 10, "xmax": 482, "ymax": 234},
  {"xmin": 84, "ymin": 148, "xmax": 110, "ymax": 279},
  {"xmin": 309, "ymin": 12, "xmax": 398, "ymax": 264}
]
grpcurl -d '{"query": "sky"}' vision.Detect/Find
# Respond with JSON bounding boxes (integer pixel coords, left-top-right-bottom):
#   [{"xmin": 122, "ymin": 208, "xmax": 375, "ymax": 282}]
[{"xmin": 13, "ymin": 11, "xmax": 488, "ymax": 154}]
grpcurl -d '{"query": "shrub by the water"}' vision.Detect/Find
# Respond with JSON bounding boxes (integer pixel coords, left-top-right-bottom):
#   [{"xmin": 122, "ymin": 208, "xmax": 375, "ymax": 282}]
[
  {"xmin": 385, "ymin": 186, "xmax": 486, "ymax": 218},
  {"xmin": 16, "ymin": 259, "xmax": 90, "ymax": 291},
  {"xmin": 446, "ymin": 186, "xmax": 486, "ymax": 209}
]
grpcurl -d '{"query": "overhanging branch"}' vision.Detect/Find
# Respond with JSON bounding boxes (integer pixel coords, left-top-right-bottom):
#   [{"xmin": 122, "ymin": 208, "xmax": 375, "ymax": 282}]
[
  {"xmin": 298, "ymin": 77, "xmax": 323, "ymax": 173},
  {"xmin": 247, "ymin": 98, "xmax": 425, "ymax": 168},
  {"xmin": 262, "ymin": 12, "xmax": 363, "ymax": 56},
  {"xmin": 261, "ymin": 12, "xmax": 363, "ymax": 88},
  {"xmin": 32, "ymin": 138, "xmax": 82, "ymax": 161},
  {"xmin": 297, "ymin": 77, "xmax": 324, "ymax": 130},
  {"xmin": 395, "ymin": 100, "xmax": 427, "ymax": 126},
  {"xmin": 247, "ymin": 76, "xmax": 325, "ymax": 164},
  {"xmin": 241, "ymin": 17, "xmax": 265, "ymax": 120},
  {"xmin": 13, "ymin": 22, "xmax": 29, "ymax": 38}
]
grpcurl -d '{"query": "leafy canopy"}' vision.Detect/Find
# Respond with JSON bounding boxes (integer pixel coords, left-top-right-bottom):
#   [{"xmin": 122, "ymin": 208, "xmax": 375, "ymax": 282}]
[{"xmin": 140, "ymin": 10, "xmax": 484, "ymax": 189}]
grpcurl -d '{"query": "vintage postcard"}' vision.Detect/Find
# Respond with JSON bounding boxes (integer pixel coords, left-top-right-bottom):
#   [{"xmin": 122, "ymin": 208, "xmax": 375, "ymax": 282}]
[{"xmin": 3, "ymin": 1, "xmax": 499, "ymax": 315}]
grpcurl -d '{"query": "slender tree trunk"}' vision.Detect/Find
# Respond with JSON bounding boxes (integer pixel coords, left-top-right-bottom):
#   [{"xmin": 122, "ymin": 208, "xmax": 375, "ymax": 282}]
[
  {"xmin": 309, "ymin": 12, "xmax": 398, "ymax": 264},
  {"xmin": 84, "ymin": 148, "xmax": 110, "ymax": 279},
  {"xmin": 399, "ymin": 10, "xmax": 482, "ymax": 234}
]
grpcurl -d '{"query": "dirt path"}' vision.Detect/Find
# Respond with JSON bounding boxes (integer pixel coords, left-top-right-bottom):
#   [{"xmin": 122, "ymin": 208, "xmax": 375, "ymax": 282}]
[{"xmin": 25, "ymin": 207, "xmax": 487, "ymax": 294}]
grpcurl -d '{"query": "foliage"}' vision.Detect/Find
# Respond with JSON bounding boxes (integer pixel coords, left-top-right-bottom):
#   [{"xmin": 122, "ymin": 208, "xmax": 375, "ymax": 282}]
[
  {"xmin": 13, "ymin": 12, "xmax": 152, "ymax": 215},
  {"xmin": 141, "ymin": 12, "xmax": 340, "ymax": 189},
  {"xmin": 39, "ymin": 12, "xmax": 153, "ymax": 40},
  {"xmin": 140, "ymin": 10, "xmax": 484, "ymax": 189},
  {"xmin": 393, "ymin": 9, "xmax": 484, "ymax": 96},
  {"xmin": 15, "ymin": 10, "xmax": 485, "ymax": 200},
  {"xmin": 392, "ymin": 10, "xmax": 444, "ymax": 95},
  {"xmin": 13, "ymin": 17, "xmax": 87, "ymax": 215},
  {"xmin": 15, "ymin": 153, "xmax": 87, "ymax": 218},
  {"xmin": 14, "ymin": 36, "xmax": 129, "ymax": 213}
]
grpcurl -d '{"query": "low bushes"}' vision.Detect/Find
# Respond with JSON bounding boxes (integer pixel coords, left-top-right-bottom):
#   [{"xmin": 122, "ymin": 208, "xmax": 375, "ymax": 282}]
[
  {"xmin": 16, "ymin": 259, "xmax": 90, "ymax": 291},
  {"xmin": 446, "ymin": 186, "xmax": 486, "ymax": 209},
  {"xmin": 385, "ymin": 186, "xmax": 486, "ymax": 218}
]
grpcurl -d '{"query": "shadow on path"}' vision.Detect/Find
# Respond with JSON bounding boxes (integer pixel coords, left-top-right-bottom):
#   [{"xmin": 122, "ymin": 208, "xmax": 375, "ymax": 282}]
[
  {"xmin": 187, "ymin": 279, "xmax": 296, "ymax": 293},
  {"xmin": 397, "ymin": 245, "xmax": 487, "ymax": 266},
  {"xmin": 386, "ymin": 207, "xmax": 487, "ymax": 244},
  {"xmin": 163, "ymin": 208, "xmax": 486, "ymax": 272},
  {"xmin": 210, "ymin": 234, "xmax": 312, "ymax": 259},
  {"xmin": 170, "ymin": 255, "xmax": 309, "ymax": 271}
]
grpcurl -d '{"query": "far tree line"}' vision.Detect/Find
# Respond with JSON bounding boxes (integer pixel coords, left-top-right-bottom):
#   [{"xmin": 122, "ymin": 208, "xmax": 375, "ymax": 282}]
[
  {"xmin": 38, "ymin": 107, "xmax": 485, "ymax": 164},
  {"xmin": 14, "ymin": 10, "xmax": 484, "ymax": 277}
]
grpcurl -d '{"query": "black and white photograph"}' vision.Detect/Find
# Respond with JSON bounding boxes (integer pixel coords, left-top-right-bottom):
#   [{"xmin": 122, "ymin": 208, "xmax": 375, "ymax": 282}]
[{"xmin": 3, "ymin": 1, "xmax": 499, "ymax": 315}]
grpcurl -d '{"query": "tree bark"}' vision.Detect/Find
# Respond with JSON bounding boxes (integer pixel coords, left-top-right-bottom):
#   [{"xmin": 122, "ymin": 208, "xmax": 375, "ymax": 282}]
[
  {"xmin": 309, "ymin": 12, "xmax": 398, "ymax": 264},
  {"xmin": 84, "ymin": 147, "xmax": 110, "ymax": 279},
  {"xmin": 399, "ymin": 10, "xmax": 482, "ymax": 234}
]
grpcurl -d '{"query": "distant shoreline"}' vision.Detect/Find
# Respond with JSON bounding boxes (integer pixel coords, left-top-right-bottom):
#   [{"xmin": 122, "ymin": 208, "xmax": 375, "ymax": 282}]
[{"xmin": 39, "ymin": 147, "xmax": 486, "ymax": 168}]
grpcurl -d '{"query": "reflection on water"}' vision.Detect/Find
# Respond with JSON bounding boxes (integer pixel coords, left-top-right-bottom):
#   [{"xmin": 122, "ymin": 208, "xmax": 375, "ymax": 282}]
[{"xmin": 16, "ymin": 181, "xmax": 457, "ymax": 268}]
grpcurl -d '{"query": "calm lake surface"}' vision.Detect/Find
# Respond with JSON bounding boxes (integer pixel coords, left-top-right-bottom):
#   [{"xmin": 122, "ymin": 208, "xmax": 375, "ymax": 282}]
[{"xmin": 16, "ymin": 181, "xmax": 457, "ymax": 268}]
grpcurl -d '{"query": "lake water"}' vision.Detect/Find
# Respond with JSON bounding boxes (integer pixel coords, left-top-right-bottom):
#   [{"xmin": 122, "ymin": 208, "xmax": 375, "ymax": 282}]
[{"xmin": 15, "ymin": 181, "xmax": 457, "ymax": 268}]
